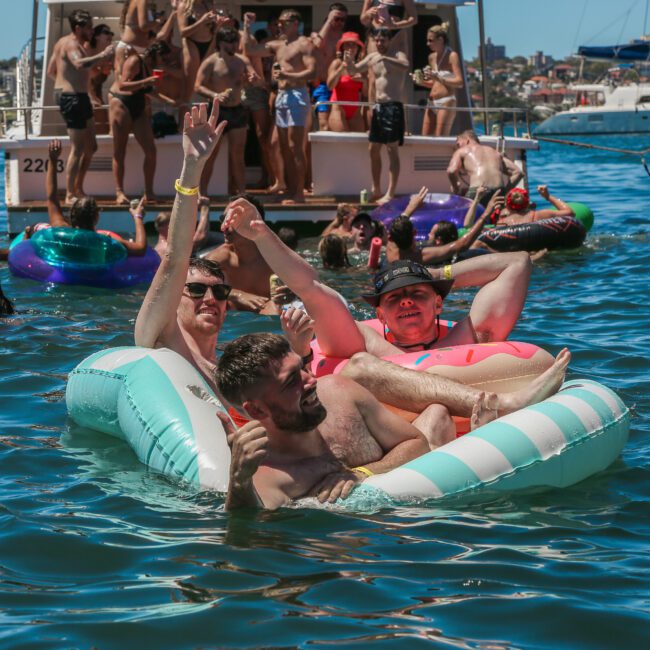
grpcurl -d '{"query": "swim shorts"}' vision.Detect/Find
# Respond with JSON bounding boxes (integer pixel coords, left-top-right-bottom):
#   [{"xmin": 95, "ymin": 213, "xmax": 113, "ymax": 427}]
[
  {"xmin": 311, "ymin": 82, "xmax": 331, "ymax": 113},
  {"xmin": 466, "ymin": 186, "xmax": 501, "ymax": 207},
  {"xmin": 275, "ymin": 87, "xmax": 310, "ymax": 128},
  {"xmin": 242, "ymin": 85, "xmax": 270, "ymax": 113},
  {"xmin": 217, "ymin": 104, "xmax": 250, "ymax": 132},
  {"xmin": 369, "ymin": 101, "xmax": 404, "ymax": 146},
  {"xmin": 59, "ymin": 92, "xmax": 94, "ymax": 130}
]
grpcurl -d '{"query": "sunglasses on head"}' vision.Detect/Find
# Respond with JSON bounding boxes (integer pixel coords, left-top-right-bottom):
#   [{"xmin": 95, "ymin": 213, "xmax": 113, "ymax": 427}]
[{"xmin": 185, "ymin": 282, "xmax": 232, "ymax": 300}]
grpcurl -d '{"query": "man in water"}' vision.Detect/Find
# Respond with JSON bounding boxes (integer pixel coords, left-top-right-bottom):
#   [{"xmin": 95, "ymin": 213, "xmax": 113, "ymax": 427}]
[
  {"xmin": 242, "ymin": 9, "xmax": 316, "ymax": 204},
  {"xmin": 217, "ymin": 332, "xmax": 439, "ymax": 510},
  {"xmin": 48, "ymin": 9, "xmax": 115, "ymax": 203},
  {"xmin": 343, "ymin": 28, "xmax": 410, "ymax": 205},
  {"xmin": 220, "ymin": 197, "xmax": 571, "ymax": 433},
  {"xmin": 447, "ymin": 130, "xmax": 523, "ymax": 206},
  {"xmin": 135, "ymin": 100, "xmax": 231, "ymax": 395},
  {"xmin": 492, "ymin": 186, "xmax": 575, "ymax": 226},
  {"xmin": 195, "ymin": 27, "xmax": 252, "ymax": 197}
]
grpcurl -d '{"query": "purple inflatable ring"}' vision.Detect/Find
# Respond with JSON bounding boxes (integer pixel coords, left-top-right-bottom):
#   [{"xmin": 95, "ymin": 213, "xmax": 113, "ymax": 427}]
[{"xmin": 372, "ymin": 193, "xmax": 484, "ymax": 241}]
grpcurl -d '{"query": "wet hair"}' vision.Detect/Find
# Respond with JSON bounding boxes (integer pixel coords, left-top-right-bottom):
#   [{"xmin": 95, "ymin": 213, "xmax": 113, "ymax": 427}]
[
  {"xmin": 69, "ymin": 197, "xmax": 99, "ymax": 230},
  {"xmin": 278, "ymin": 227, "xmax": 298, "ymax": 250},
  {"xmin": 0, "ymin": 284, "xmax": 14, "ymax": 317},
  {"xmin": 336, "ymin": 202, "xmax": 355, "ymax": 220},
  {"xmin": 329, "ymin": 3, "xmax": 348, "ymax": 13},
  {"xmin": 217, "ymin": 333, "xmax": 291, "ymax": 407},
  {"xmin": 458, "ymin": 129, "xmax": 479, "ymax": 143},
  {"xmin": 217, "ymin": 27, "xmax": 240, "ymax": 46},
  {"xmin": 370, "ymin": 27, "xmax": 392, "ymax": 39},
  {"xmin": 154, "ymin": 211, "xmax": 171, "ymax": 231},
  {"xmin": 434, "ymin": 220, "xmax": 458, "ymax": 244},
  {"xmin": 319, "ymin": 234, "xmax": 350, "ymax": 269},
  {"xmin": 280, "ymin": 9, "xmax": 302, "ymax": 24},
  {"xmin": 188, "ymin": 257, "xmax": 225, "ymax": 281},
  {"xmin": 389, "ymin": 215, "xmax": 415, "ymax": 250},
  {"xmin": 254, "ymin": 28, "xmax": 269, "ymax": 42},
  {"xmin": 428, "ymin": 22, "xmax": 449, "ymax": 45},
  {"xmin": 228, "ymin": 193, "xmax": 266, "ymax": 220},
  {"xmin": 69, "ymin": 10, "xmax": 92, "ymax": 31},
  {"xmin": 144, "ymin": 40, "xmax": 171, "ymax": 64},
  {"xmin": 91, "ymin": 24, "xmax": 113, "ymax": 48}
]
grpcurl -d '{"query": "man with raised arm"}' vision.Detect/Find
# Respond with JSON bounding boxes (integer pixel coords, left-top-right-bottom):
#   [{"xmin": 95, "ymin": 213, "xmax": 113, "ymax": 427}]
[
  {"xmin": 242, "ymin": 9, "xmax": 316, "ymax": 204},
  {"xmin": 447, "ymin": 130, "xmax": 523, "ymax": 206},
  {"xmin": 134, "ymin": 99, "xmax": 230, "ymax": 394},
  {"xmin": 221, "ymin": 198, "xmax": 571, "ymax": 427},
  {"xmin": 48, "ymin": 9, "xmax": 115, "ymax": 203}
]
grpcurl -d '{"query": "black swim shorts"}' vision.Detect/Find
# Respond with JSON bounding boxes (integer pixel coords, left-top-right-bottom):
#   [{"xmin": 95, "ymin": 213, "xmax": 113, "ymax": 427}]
[
  {"xmin": 369, "ymin": 101, "xmax": 405, "ymax": 146},
  {"xmin": 59, "ymin": 92, "xmax": 94, "ymax": 130},
  {"xmin": 218, "ymin": 104, "xmax": 250, "ymax": 133}
]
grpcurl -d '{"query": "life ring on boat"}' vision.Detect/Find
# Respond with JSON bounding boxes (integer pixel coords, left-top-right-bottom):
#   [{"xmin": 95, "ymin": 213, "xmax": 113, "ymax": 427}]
[
  {"xmin": 372, "ymin": 193, "xmax": 484, "ymax": 241},
  {"xmin": 476, "ymin": 215, "xmax": 587, "ymax": 252},
  {"xmin": 65, "ymin": 345, "xmax": 629, "ymax": 503},
  {"xmin": 8, "ymin": 226, "xmax": 159, "ymax": 288}
]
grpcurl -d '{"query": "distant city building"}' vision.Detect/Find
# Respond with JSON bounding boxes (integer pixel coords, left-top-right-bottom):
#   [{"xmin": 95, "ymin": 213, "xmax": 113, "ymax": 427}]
[
  {"xmin": 529, "ymin": 51, "xmax": 554, "ymax": 71},
  {"xmin": 481, "ymin": 38, "xmax": 506, "ymax": 64}
]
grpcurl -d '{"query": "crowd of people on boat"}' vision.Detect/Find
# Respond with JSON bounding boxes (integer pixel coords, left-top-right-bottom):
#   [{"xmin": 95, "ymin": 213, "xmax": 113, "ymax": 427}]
[{"xmin": 46, "ymin": 1, "xmax": 470, "ymax": 206}]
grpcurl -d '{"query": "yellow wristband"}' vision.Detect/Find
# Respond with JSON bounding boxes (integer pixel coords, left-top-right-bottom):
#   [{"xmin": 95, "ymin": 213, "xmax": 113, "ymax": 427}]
[
  {"xmin": 175, "ymin": 179, "xmax": 199, "ymax": 196},
  {"xmin": 351, "ymin": 466, "xmax": 374, "ymax": 478},
  {"xmin": 443, "ymin": 264, "xmax": 453, "ymax": 281}
]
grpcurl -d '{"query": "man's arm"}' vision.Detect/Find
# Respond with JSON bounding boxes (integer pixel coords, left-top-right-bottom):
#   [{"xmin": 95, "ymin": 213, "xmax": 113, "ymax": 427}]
[
  {"xmin": 241, "ymin": 12, "xmax": 276, "ymax": 57},
  {"xmin": 112, "ymin": 198, "xmax": 147, "ymax": 256},
  {"xmin": 501, "ymin": 155, "xmax": 524, "ymax": 187},
  {"xmin": 429, "ymin": 251, "xmax": 532, "ymax": 343},
  {"xmin": 66, "ymin": 40, "xmax": 114, "ymax": 70},
  {"xmin": 533, "ymin": 185, "xmax": 575, "ymax": 219},
  {"xmin": 276, "ymin": 41, "xmax": 316, "ymax": 83},
  {"xmin": 134, "ymin": 99, "xmax": 226, "ymax": 348},
  {"xmin": 194, "ymin": 57, "xmax": 219, "ymax": 100},
  {"xmin": 222, "ymin": 200, "xmax": 367, "ymax": 358},
  {"xmin": 380, "ymin": 51, "xmax": 410, "ymax": 70},
  {"xmin": 46, "ymin": 140, "xmax": 68, "ymax": 228},
  {"xmin": 351, "ymin": 378, "xmax": 429, "ymax": 474},
  {"xmin": 47, "ymin": 43, "xmax": 59, "ymax": 80},
  {"xmin": 447, "ymin": 149, "xmax": 466, "ymax": 194}
]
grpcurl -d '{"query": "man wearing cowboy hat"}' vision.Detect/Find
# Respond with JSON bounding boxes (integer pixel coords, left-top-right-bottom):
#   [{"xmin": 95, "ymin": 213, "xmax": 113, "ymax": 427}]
[{"xmin": 221, "ymin": 197, "xmax": 571, "ymax": 426}]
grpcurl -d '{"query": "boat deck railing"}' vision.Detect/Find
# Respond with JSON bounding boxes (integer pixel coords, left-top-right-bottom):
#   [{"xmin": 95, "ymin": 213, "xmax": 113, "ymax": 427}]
[{"xmin": 2, "ymin": 101, "xmax": 534, "ymax": 145}]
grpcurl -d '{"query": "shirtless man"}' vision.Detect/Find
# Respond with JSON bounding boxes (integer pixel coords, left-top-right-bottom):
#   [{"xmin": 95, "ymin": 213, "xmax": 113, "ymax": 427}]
[
  {"xmin": 135, "ymin": 99, "xmax": 230, "ymax": 394},
  {"xmin": 153, "ymin": 197, "xmax": 212, "ymax": 259},
  {"xmin": 447, "ymin": 130, "xmax": 523, "ymax": 206},
  {"xmin": 311, "ymin": 4, "xmax": 349, "ymax": 131},
  {"xmin": 320, "ymin": 203, "xmax": 359, "ymax": 239},
  {"xmin": 48, "ymin": 10, "xmax": 115, "ymax": 203},
  {"xmin": 242, "ymin": 9, "xmax": 316, "ymax": 204},
  {"xmin": 344, "ymin": 28, "xmax": 410, "ymax": 205},
  {"xmin": 196, "ymin": 27, "xmax": 252, "ymax": 197},
  {"xmin": 217, "ymin": 332, "xmax": 437, "ymax": 510},
  {"xmin": 221, "ymin": 198, "xmax": 571, "ymax": 435}
]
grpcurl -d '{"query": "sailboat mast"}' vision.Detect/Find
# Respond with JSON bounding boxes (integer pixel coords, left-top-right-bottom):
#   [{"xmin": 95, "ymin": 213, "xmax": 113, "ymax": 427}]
[{"xmin": 477, "ymin": 0, "xmax": 490, "ymax": 133}]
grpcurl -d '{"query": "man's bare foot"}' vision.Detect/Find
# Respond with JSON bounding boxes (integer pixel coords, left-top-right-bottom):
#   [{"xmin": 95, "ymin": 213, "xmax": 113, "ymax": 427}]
[
  {"xmin": 268, "ymin": 183, "xmax": 287, "ymax": 194},
  {"xmin": 376, "ymin": 193, "xmax": 394, "ymax": 206},
  {"xmin": 471, "ymin": 392, "xmax": 500, "ymax": 430},
  {"xmin": 65, "ymin": 194, "xmax": 79, "ymax": 205},
  {"xmin": 281, "ymin": 195, "xmax": 306, "ymax": 205},
  {"xmin": 499, "ymin": 348, "xmax": 571, "ymax": 414},
  {"xmin": 115, "ymin": 192, "xmax": 130, "ymax": 206},
  {"xmin": 369, "ymin": 189, "xmax": 382, "ymax": 202}
]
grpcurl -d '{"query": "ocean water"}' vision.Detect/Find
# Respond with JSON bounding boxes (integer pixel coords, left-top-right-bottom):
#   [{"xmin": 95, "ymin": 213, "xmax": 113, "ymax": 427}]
[{"xmin": 0, "ymin": 138, "xmax": 649, "ymax": 649}]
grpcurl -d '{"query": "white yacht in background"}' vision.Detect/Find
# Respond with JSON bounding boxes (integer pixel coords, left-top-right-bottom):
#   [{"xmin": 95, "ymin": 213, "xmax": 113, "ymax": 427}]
[
  {"xmin": 535, "ymin": 39, "xmax": 650, "ymax": 136},
  {"xmin": 1, "ymin": 0, "xmax": 537, "ymax": 235}
]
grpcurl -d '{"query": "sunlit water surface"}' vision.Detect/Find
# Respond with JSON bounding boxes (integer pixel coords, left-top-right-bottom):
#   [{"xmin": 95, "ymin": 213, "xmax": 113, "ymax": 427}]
[{"xmin": 0, "ymin": 137, "xmax": 649, "ymax": 648}]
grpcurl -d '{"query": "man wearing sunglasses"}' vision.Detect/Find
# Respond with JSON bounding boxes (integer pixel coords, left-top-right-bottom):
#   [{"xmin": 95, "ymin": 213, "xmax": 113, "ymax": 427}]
[{"xmin": 135, "ymin": 99, "xmax": 231, "ymax": 395}]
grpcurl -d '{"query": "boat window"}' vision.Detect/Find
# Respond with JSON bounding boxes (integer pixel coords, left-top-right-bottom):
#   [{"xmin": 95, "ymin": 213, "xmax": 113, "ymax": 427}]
[{"xmin": 638, "ymin": 96, "xmax": 650, "ymax": 104}]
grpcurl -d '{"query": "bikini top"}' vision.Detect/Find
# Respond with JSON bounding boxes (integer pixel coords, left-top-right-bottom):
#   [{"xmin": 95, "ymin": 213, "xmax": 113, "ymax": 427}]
[{"xmin": 371, "ymin": 0, "xmax": 405, "ymax": 20}]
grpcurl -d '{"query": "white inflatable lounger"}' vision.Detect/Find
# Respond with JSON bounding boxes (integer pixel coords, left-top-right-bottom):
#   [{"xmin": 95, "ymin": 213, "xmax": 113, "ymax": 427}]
[{"xmin": 66, "ymin": 347, "xmax": 630, "ymax": 502}]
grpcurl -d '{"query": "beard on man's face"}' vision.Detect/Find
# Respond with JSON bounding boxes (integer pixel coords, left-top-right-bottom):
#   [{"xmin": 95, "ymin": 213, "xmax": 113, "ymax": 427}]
[{"xmin": 270, "ymin": 398, "xmax": 327, "ymax": 433}]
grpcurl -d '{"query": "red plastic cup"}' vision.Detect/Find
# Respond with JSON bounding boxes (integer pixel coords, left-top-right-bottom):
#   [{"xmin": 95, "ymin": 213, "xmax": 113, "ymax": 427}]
[
  {"xmin": 367, "ymin": 237, "xmax": 382, "ymax": 269},
  {"xmin": 153, "ymin": 69, "xmax": 165, "ymax": 80}
]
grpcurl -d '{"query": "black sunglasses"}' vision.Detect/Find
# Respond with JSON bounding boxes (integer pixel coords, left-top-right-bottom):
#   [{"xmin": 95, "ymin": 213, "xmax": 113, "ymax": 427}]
[{"xmin": 185, "ymin": 282, "xmax": 232, "ymax": 300}]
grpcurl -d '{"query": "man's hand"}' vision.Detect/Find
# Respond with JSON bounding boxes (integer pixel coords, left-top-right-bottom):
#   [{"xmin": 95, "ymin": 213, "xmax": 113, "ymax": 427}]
[
  {"xmin": 310, "ymin": 469, "xmax": 360, "ymax": 503},
  {"xmin": 280, "ymin": 307, "xmax": 314, "ymax": 358},
  {"xmin": 244, "ymin": 12, "xmax": 256, "ymax": 28},
  {"xmin": 327, "ymin": 8, "xmax": 347, "ymax": 25},
  {"xmin": 404, "ymin": 186, "xmax": 428, "ymax": 215},
  {"xmin": 537, "ymin": 185, "xmax": 550, "ymax": 200},
  {"xmin": 484, "ymin": 189, "xmax": 504, "ymax": 216},
  {"xmin": 182, "ymin": 98, "xmax": 227, "ymax": 166},
  {"xmin": 48, "ymin": 139, "xmax": 62, "ymax": 161},
  {"xmin": 229, "ymin": 290, "xmax": 269, "ymax": 313},
  {"xmin": 220, "ymin": 412, "xmax": 268, "ymax": 485},
  {"xmin": 221, "ymin": 197, "xmax": 267, "ymax": 240}
]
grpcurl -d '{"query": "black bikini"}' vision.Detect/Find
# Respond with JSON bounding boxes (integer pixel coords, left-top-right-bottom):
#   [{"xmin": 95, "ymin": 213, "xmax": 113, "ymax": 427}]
[
  {"xmin": 186, "ymin": 9, "xmax": 214, "ymax": 62},
  {"xmin": 110, "ymin": 57, "xmax": 153, "ymax": 121}
]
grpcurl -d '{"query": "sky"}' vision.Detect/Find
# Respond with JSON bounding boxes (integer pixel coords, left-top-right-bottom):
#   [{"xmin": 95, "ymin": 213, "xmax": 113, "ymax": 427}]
[{"xmin": 0, "ymin": 0, "xmax": 649, "ymax": 61}]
